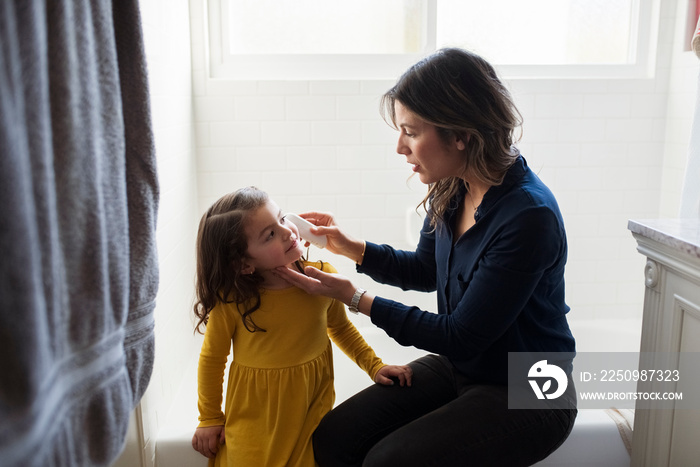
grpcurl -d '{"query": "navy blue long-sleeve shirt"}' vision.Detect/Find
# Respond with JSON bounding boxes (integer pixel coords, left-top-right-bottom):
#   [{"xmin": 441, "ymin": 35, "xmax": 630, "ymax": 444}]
[{"xmin": 359, "ymin": 156, "xmax": 575, "ymax": 384}]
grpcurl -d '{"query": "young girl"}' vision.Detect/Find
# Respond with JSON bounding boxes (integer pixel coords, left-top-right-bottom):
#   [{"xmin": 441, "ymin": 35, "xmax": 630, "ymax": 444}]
[{"xmin": 191, "ymin": 186, "xmax": 412, "ymax": 466}]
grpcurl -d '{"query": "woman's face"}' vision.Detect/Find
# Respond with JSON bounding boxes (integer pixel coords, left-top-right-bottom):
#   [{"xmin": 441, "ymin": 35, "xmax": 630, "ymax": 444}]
[
  {"xmin": 394, "ymin": 101, "xmax": 466, "ymax": 185},
  {"xmin": 242, "ymin": 200, "xmax": 304, "ymax": 275}
]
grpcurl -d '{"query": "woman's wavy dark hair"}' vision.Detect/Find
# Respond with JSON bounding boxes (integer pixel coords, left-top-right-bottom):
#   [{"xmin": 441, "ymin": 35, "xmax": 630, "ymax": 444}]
[
  {"xmin": 380, "ymin": 47, "xmax": 523, "ymax": 229},
  {"xmin": 193, "ymin": 186, "xmax": 303, "ymax": 334}
]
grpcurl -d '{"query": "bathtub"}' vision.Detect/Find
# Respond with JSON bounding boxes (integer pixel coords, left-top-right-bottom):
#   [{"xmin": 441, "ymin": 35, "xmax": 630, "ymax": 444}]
[{"xmin": 155, "ymin": 319, "xmax": 641, "ymax": 466}]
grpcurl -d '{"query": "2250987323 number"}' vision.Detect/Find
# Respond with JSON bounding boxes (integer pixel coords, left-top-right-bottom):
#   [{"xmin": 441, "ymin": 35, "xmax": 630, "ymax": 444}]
[{"xmin": 599, "ymin": 369, "xmax": 680, "ymax": 382}]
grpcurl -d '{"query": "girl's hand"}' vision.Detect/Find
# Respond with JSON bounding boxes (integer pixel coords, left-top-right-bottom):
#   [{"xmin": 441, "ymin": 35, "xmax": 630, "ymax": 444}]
[
  {"xmin": 374, "ymin": 364, "xmax": 413, "ymax": 387},
  {"xmin": 275, "ymin": 265, "xmax": 356, "ymax": 306},
  {"xmin": 298, "ymin": 211, "xmax": 365, "ymax": 264},
  {"xmin": 192, "ymin": 425, "xmax": 225, "ymax": 459}
]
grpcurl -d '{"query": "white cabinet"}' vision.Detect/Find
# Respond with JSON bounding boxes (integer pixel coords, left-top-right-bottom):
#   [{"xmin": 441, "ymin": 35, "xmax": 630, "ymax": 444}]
[{"xmin": 628, "ymin": 219, "xmax": 700, "ymax": 467}]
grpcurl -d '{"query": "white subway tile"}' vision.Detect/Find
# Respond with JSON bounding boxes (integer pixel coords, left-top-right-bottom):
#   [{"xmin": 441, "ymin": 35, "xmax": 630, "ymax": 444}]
[
  {"xmin": 535, "ymin": 94, "xmax": 584, "ymax": 118},
  {"xmin": 623, "ymin": 189, "xmax": 663, "ymax": 216},
  {"xmin": 197, "ymin": 147, "xmax": 236, "ymax": 171},
  {"xmin": 616, "ymin": 281, "xmax": 646, "ymax": 307},
  {"xmin": 562, "ymin": 214, "xmax": 600, "ymax": 237},
  {"xmin": 579, "ymin": 142, "xmax": 628, "ymax": 167},
  {"xmin": 360, "ymin": 169, "xmax": 413, "ymax": 194},
  {"xmin": 361, "ymin": 216, "xmax": 406, "ymax": 244},
  {"xmin": 260, "ymin": 121, "xmax": 311, "ymax": 146},
  {"xmin": 206, "ymin": 79, "xmax": 257, "ymax": 96},
  {"xmin": 520, "ymin": 118, "xmax": 560, "ymax": 143},
  {"xmin": 338, "ymin": 145, "xmax": 391, "ymax": 170},
  {"xmin": 312, "ymin": 170, "xmax": 360, "ymax": 195},
  {"xmin": 236, "ymin": 146, "xmax": 287, "ymax": 171},
  {"xmin": 583, "ymin": 94, "xmax": 631, "ymax": 118},
  {"xmin": 567, "ymin": 281, "xmax": 617, "ymax": 306},
  {"xmin": 383, "ymin": 193, "xmax": 426, "ymax": 216},
  {"xmin": 257, "ymin": 81, "xmax": 309, "ymax": 95},
  {"xmin": 311, "ymin": 121, "xmax": 362, "ymax": 145},
  {"xmin": 198, "ymin": 171, "xmax": 263, "ymax": 197},
  {"xmin": 552, "ymin": 189, "xmax": 579, "ymax": 213},
  {"xmin": 607, "ymin": 79, "xmax": 656, "ymax": 94},
  {"xmin": 193, "ymin": 95, "xmax": 236, "ymax": 121},
  {"xmin": 336, "ymin": 195, "xmax": 386, "ymax": 218},
  {"xmin": 601, "ymin": 165, "xmax": 655, "ymax": 191},
  {"xmin": 285, "ymin": 195, "xmax": 337, "ymax": 215},
  {"xmin": 310, "ymin": 81, "xmax": 361, "ymax": 95},
  {"xmin": 337, "ymin": 95, "xmax": 383, "ymax": 120},
  {"xmin": 558, "ymin": 118, "xmax": 606, "ymax": 143},
  {"xmin": 558, "ymin": 79, "xmax": 609, "ymax": 94},
  {"xmin": 210, "ymin": 121, "xmax": 261, "ymax": 146},
  {"xmin": 597, "ymin": 214, "xmax": 638, "ymax": 238},
  {"xmin": 627, "ymin": 142, "xmax": 663, "ymax": 166},
  {"xmin": 261, "ymin": 171, "xmax": 313, "ymax": 196},
  {"xmin": 555, "ymin": 167, "xmax": 605, "ymax": 191},
  {"xmin": 569, "ymin": 236, "xmax": 624, "ymax": 263},
  {"xmin": 286, "ymin": 146, "xmax": 338, "ymax": 170},
  {"xmin": 234, "ymin": 96, "xmax": 285, "ymax": 120},
  {"xmin": 285, "ymin": 96, "xmax": 336, "ymax": 121},
  {"xmin": 604, "ymin": 118, "xmax": 654, "ymax": 142},
  {"xmin": 528, "ymin": 143, "xmax": 581, "ymax": 168},
  {"xmin": 629, "ymin": 93, "xmax": 668, "ymax": 118},
  {"xmin": 577, "ymin": 190, "xmax": 624, "ymax": 215},
  {"xmin": 564, "ymin": 260, "xmax": 598, "ymax": 284}
]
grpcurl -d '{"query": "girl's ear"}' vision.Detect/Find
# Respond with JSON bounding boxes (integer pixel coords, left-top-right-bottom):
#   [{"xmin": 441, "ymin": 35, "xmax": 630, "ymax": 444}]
[{"xmin": 240, "ymin": 261, "xmax": 255, "ymax": 275}]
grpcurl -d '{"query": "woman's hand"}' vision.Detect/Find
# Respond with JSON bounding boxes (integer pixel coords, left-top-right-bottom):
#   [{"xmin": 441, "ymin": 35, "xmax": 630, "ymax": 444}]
[
  {"xmin": 374, "ymin": 364, "xmax": 413, "ymax": 387},
  {"xmin": 299, "ymin": 211, "xmax": 365, "ymax": 264},
  {"xmin": 275, "ymin": 265, "xmax": 356, "ymax": 305},
  {"xmin": 192, "ymin": 425, "xmax": 225, "ymax": 459}
]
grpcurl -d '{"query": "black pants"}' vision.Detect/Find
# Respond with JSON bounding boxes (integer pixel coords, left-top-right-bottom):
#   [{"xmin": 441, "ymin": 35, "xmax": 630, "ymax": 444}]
[{"xmin": 314, "ymin": 355, "xmax": 577, "ymax": 467}]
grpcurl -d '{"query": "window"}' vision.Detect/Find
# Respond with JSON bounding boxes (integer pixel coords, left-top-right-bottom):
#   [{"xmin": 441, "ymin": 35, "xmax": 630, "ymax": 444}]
[{"xmin": 207, "ymin": 0, "xmax": 660, "ymax": 80}]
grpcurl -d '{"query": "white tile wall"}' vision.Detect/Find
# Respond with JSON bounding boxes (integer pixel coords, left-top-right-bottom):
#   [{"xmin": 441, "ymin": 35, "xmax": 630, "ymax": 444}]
[
  {"xmin": 129, "ymin": 0, "xmax": 700, "ymax": 464},
  {"xmin": 188, "ymin": 44, "xmax": 687, "ymax": 325}
]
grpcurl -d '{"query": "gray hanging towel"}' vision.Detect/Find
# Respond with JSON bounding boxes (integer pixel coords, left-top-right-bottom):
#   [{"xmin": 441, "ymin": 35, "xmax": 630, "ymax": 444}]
[{"xmin": 0, "ymin": 1, "xmax": 159, "ymax": 466}]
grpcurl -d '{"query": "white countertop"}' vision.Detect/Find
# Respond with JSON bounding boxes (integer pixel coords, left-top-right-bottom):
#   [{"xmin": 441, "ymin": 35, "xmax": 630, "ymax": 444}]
[{"xmin": 628, "ymin": 219, "xmax": 700, "ymax": 259}]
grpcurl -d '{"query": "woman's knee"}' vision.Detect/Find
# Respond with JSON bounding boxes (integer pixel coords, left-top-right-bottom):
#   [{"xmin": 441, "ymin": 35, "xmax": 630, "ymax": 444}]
[{"xmin": 362, "ymin": 438, "xmax": 408, "ymax": 467}]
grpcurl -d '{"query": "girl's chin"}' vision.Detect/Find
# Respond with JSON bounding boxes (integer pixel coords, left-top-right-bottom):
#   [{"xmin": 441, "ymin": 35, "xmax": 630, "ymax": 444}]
[{"xmin": 288, "ymin": 250, "xmax": 304, "ymax": 263}]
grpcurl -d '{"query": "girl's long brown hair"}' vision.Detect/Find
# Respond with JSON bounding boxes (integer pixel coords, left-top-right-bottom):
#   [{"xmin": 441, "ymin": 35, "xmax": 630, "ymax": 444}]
[
  {"xmin": 194, "ymin": 187, "xmax": 278, "ymax": 334},
  {"xmin": 380, "ymin": 48, "xmax": 523, "ymax": 229}
]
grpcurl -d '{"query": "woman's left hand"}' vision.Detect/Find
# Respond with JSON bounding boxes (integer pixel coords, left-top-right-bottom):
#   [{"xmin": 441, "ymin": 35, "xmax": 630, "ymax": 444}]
[{"xmin": 275, "ymin": 265, "xmax": 356, "ymax": 305}]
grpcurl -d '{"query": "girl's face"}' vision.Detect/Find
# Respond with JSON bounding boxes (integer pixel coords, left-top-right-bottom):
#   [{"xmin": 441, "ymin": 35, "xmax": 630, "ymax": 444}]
[
  {"xmin": 394, "ymin": 100, "xmax": 467, "ymax": 185},
  {"xmin": 241, "ymin": 200, "xmax": 304, "ymax": 278}
]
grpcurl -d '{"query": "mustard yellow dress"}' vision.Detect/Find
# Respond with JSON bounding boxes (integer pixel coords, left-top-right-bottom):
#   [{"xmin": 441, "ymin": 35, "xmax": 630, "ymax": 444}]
[{"xmin": 196, "ymin": 262, "xmax": 386, "ymax": 467}]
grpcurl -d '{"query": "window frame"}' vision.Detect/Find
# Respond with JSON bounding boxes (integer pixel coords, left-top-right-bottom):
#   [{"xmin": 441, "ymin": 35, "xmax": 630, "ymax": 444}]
[{"xmin": 206, "ymin": 0, "xmax": 660, "ymax": 80}]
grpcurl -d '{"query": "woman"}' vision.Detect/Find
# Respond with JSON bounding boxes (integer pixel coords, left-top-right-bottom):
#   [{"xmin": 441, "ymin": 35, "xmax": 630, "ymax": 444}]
[{"xmin": 277, "ymin": 48, "xmax": 576, "ymax": 467}]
